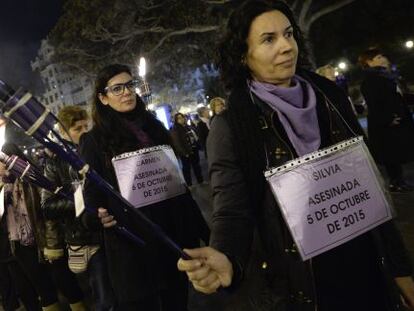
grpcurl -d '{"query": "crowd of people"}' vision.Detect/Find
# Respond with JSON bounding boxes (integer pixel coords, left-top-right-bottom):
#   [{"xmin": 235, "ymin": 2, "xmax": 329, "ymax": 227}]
[{"xmin": 1, "ymin": 0, "xmax": 414, "ymax": 311}]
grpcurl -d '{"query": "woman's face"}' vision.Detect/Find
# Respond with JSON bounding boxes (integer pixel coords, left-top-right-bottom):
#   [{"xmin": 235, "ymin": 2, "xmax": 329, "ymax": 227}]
[
  {"xmin": 99, "ymin": 72, "xmax": 137, "ymax": 113},
  {"xmin": 176, "ymin": 114, "xmax": 186, "ymax": 125},
  {"xmin": 213, "ymin": 101, "xmax": 225, "ymax": 115},
  {"xmin": 246, "ymin": 10, "xmax": 298, "ymax": 87},
  {"xmin": 366, "ymin": 54, "xmax": 390, "ymax": 69}
]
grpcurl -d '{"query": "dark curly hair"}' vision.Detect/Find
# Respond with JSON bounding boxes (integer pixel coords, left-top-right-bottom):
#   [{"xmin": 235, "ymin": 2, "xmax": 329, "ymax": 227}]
[{"xmin": 217, "ymin": 0, "xmax": 309, "ymax": 90}]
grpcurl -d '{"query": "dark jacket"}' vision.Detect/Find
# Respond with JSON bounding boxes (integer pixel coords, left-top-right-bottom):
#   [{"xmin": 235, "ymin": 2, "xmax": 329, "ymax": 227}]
[
  {"xmin": 207, "ymin": 71, "xmax": 411, "ymax": 311},
  {"xmin": 196, "ymin": 120, "xmax": 209, "ymax": 151},
  {"xmin": 79, "ymin": 125, "xmax": 209, "ymax": 303},
  {"xmin": 41, "ymin": 152, "xmax": 102, "ymax": 248},
  {"xmin": 0, "ymin": 215, "xmax": 12, "ymax": 262},
  {"xmin": 361, "ymin": 67, "xmax": 414, "ymax": 164},
  {"xmin": 170, "ymin": 123, "xmax": 198, "ymax": 157}
]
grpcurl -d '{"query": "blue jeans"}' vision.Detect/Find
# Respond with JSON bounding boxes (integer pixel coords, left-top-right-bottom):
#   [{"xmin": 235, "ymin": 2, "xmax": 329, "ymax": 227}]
[{"xmin": 87, "ymin": 249, "xmax": 116, "ymax": 311}]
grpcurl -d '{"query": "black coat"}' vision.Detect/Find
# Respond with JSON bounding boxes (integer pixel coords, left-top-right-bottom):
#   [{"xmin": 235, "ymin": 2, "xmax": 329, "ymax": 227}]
[
  {"xmin": 79, "ymin": 126, "xmax": 209, "ymax": 304},
  {"xmin": 207, "ymin": 71, "xmax": 411, "ymax": 311},
  {"xmin": 170, "ymin": 124, "xmax": 198, "ymax": 157},
  {"xmin": 361, "ymin": 68, "xmax": 414, "ymax": 164},
  {"xmin": 41, "ymin": 152, "xmax": 102, "ymax": 248},
  {"xmin": 196, "ymin": 120, "xmax": 209, "ymax": 151}
]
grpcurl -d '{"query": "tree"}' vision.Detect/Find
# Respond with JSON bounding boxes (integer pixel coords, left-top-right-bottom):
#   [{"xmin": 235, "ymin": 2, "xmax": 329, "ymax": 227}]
[
  {"xmin": 287, "ymin": 0, "xmax": 357, "ymax": 36},
  {"xmin": 49, "ymin": 0, "xmax": 233, "ymax": 90},
  {"xmin": 49, "ymin": 0, "xmax": 359, "ymax": 97}
]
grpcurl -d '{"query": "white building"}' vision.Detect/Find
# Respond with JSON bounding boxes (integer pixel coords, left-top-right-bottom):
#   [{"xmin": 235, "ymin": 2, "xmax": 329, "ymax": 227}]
[{"xmin": 31, "ymin": 39, "xmax": 94, "ymax": 115}]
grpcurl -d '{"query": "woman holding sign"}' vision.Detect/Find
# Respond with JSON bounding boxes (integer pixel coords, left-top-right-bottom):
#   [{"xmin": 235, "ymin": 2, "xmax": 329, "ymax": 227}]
[
  {"xmin": 177, "ymin": 1, "xmax": 414, "ymax": 310},
  {"xmin": 79, "ymin": 64, "xmax": 209, "ymax": 310}
]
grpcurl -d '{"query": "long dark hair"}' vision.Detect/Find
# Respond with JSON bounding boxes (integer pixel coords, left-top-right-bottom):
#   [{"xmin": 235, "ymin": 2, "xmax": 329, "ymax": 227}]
[
  {"xmin": 173, "ymin": 113, "xmax": 186, "ymax": 126},
  {"xmin": 217, "ymin": 0, "xmax": 309, "ymax": 90},
  {"xmin": 92, "ymin": 64, "xmax": 171, "ymax": 155}
]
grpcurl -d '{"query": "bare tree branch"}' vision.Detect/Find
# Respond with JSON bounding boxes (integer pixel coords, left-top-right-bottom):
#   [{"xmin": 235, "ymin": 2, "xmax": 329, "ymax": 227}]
[
  {"xmin": 291, "ymin": 0, "xmax": 299, "ymax": 12},
  {"xmin": 202, "ymin": 0, "xmax": 232, "ymax": 4},
  {"xmin": 86, "ymin": 26, "xmax": 168, "ymax": 43},
  {"xmin": 147, "ymin": 25, "xmax": 219, "ymax": 55},
  {"xmin": 303, "ymin": 0, "xmax": 356, "ymax": 33},
  {"xmin": 298, "ymin": 0, "xmax": 312, "ymax": 30}
]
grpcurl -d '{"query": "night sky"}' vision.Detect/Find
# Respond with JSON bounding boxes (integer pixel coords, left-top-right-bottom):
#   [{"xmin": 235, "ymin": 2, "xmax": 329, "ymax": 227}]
[
  {"xmin": 0, "ymin": 0, "xmax": 63, "ymax": 92},
  {"xmin": 0, "ymin": 0, "xmax": 413, "ymax": 94}
]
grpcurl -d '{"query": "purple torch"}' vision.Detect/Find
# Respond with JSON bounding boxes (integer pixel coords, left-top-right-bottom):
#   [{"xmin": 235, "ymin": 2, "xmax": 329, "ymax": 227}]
[
  {"xmin": 0, "ymin": 80, "xmax": 190, "ymax": 259},
  {"xmin": 0, "ymin": 152, "xmax": 145, "ymax": 247}
]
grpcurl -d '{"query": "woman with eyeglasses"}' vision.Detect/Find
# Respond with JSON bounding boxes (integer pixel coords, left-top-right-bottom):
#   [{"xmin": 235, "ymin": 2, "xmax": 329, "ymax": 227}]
[{"xmin": 78, "ymin": 64, "xmax": 209, "ymax": 310}]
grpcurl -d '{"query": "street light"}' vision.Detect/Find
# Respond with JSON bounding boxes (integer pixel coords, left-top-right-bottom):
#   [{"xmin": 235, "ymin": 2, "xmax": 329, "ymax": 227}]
[
  {"xmin": 405, "ymin": 40, "xmax": 413, "ymax": 49},
  {"xmin": 338, "ymin": 61, "xmax": 347, "ymax": 70},
  {"xmin": 139, "ymin": 57, "xmax": 146, "ymax": 78},
  {"xmin": 137, "ymin": 57, "xmax": 151, "ymax": 104}
]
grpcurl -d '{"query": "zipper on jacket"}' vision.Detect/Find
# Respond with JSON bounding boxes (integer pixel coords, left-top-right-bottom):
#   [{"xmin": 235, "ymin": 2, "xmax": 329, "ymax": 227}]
[
  {"xmin": 270, "ymin": 111, "xmax": 318, "ymax": 310},
  {"xmin": 270, "ymin": 111, "xmax": 295, "ymax": 160}
]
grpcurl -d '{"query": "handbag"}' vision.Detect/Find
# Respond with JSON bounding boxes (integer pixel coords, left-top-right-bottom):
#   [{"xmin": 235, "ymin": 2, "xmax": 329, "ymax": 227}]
[{"xmin": 67, "ymin": 244, "xmax": 100, "ymax": 274}]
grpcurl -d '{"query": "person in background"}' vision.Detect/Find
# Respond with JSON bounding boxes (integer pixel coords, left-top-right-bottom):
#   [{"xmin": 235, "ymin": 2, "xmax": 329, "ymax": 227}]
[
  {"xmin": 315, "ymin": 64, "xmax": 362, "ymax": 115},
  {"xmin": 359, "ymin": 47, "xmax": 414, "ymax": 193},
  {"xmin": 171, "ymin": 113, "xmax": 204, "ymax": 186},
  {"xmin": 209, "ymin": 97, "xmax": 226, "ymax": 123},
  {"xmin": 315, "ymin": 64, "xmax": 336, "ymax": 82},
  {"xmin": 42, "ymin": 105, "xmax": 110, "ymax": 311},
  {"xmin": 196, "ymin": 107, "xmax": 210, "ymax": 159},
  {"xmin": 0, "ymin": 211, "xmax": 27, "ymax": 311},
  {"xmin": 1, "ymin": 143, "xmax": 61, "ymax": 311},
  {"xmin": 178, "ymin": 1, "xmax": 414, "ymax": 310}
]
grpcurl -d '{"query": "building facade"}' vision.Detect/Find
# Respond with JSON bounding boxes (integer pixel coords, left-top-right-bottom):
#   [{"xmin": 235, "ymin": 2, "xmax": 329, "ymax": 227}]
[{"xmin": 31, "ymin": 39, "xmax": 94, "ymax": 115}]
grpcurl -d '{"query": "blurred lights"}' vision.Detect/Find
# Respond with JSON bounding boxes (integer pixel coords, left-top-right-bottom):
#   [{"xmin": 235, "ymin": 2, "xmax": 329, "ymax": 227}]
[
  {"xmin": 139, "ymin": 57, "xmax": 146, "ymax": 77},
  {"xmin": 405, "ymin": 40, "xmax": 413, "ymax": 49},
  {"xmin": 338, "ymin": 62, "xmax": 347, "ymax": 70}
]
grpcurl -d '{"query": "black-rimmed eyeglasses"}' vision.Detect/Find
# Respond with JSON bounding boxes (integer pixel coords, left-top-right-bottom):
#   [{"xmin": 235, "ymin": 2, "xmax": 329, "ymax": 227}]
[{"xmin": 104, "ymin": 80, "xmax": 140, "ymax": 96}]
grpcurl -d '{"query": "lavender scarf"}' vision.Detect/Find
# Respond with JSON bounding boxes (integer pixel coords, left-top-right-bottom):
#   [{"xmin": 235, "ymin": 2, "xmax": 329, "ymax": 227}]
[{"xmin": 250, "ymin": 75, "xmax": 321, "ymax": 156}]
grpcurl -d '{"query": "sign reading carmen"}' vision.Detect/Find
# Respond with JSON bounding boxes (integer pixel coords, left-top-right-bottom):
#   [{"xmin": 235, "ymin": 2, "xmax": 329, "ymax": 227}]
[
  {"xmin": 265, "ymin": 137, "xmax": 393, "ymax": 261},
  {"xmin": 112, "ymin": 145, "xmax": 186, "ymax": 208}
]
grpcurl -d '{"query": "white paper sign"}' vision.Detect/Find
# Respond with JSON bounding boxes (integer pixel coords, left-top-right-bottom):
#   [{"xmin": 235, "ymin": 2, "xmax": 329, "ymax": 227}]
[
  {"xmin": 73, "ymin": 182, "xmax": 86, "ymax": 217},
  {"xmin": 265, "ymin": 137, "xmax": 393, "ymax": 261},
  {"xmin": 112, "ymin": 145, "xmax": 186, "ymax": 208}
]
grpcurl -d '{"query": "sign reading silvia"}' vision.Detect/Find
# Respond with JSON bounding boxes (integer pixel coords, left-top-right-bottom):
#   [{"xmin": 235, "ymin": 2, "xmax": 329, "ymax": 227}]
[{"xmin": 265, "ymin": 137, "xmax": 393, "ymax": 261}]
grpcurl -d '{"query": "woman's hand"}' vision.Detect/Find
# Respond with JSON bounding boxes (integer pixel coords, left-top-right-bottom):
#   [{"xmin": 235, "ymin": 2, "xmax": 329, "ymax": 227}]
[
  {"xmin": 177, "ymin": 247, "xmax": 233, "ymax": 294},
  {"xmin": 395, "ymin": 276, "xmax": 414, "ymax": 309},
  {"xmin": 98, "ymin": 207, "xmax": 117, "ymax": 228}
]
